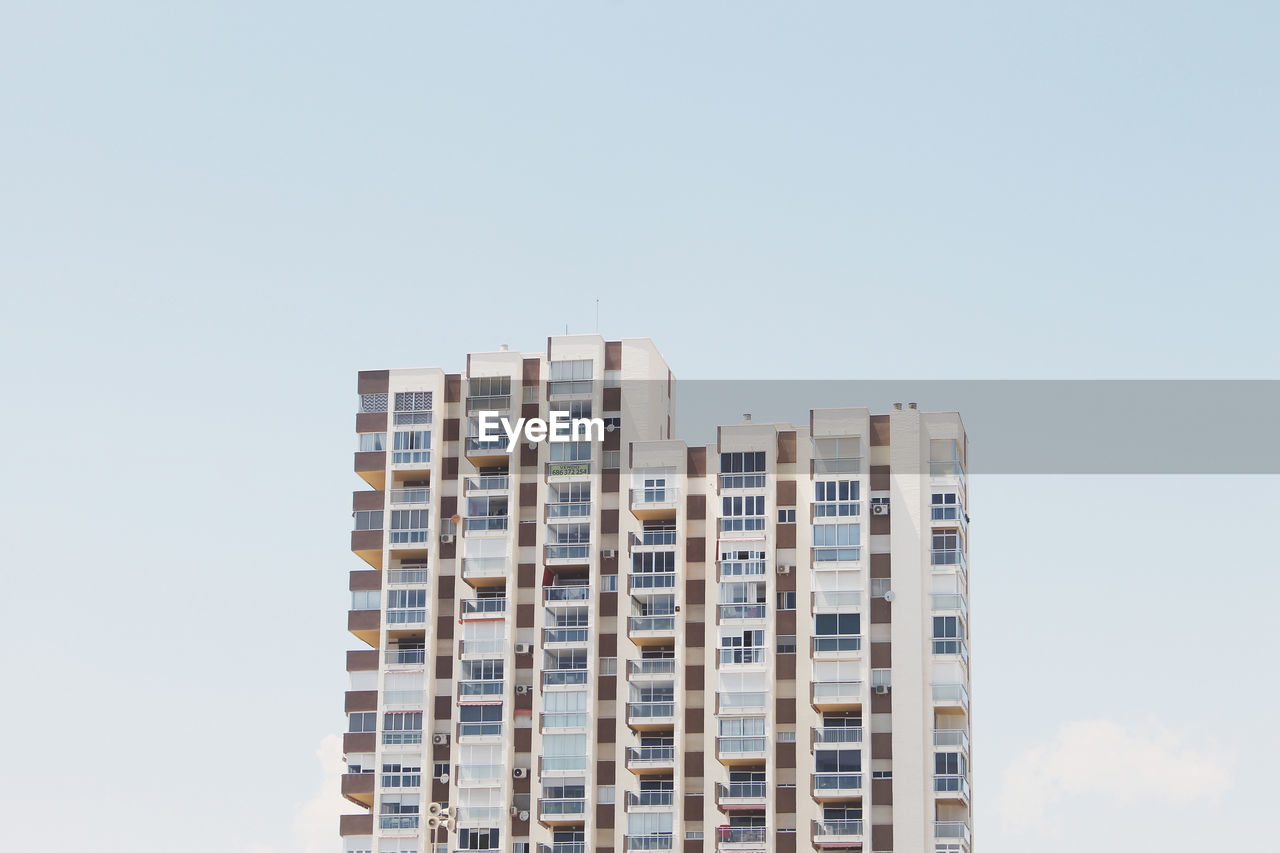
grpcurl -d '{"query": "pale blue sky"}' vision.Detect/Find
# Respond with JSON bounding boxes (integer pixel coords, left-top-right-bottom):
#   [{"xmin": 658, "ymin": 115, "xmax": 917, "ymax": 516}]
[{"xmin": 0, "ymin": 2, "xmax": 1276, "ymax": 851}]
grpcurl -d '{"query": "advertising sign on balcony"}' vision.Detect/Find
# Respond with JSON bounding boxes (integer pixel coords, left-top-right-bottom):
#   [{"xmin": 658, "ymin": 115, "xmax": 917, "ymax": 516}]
[{"xmin": 548, "ymin": 462, "xmax": 590, "ymax": 477}]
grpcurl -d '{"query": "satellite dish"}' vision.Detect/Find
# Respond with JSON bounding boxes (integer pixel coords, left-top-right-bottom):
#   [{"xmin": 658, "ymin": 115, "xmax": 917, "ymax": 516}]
[{"xmin": 883, "ymin": 590, "xmax": 896, "ymax": 602}]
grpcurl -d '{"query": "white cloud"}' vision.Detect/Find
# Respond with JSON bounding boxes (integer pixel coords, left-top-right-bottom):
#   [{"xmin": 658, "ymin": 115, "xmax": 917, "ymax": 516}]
[
  {"xmin": 246, "ymin": 733, "xmax": 347, "ymax": 853},
  {"xmin": 996, "ymin": 718, "xmax": 1232, "ymax": 835}
]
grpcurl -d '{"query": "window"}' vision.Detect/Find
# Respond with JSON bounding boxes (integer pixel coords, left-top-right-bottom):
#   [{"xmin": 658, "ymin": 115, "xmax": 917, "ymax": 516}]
[
  {"xmin": 348, "ymin": 712, "xmax": 377, "ymax": 733},
  {"xmin": 776, "ymin": 634, "xmax": 797, "ymax": 654},
  {"xmin": 720, "ymin": 451, "xmax": 767, "ymax": 489},
  {"xmin": 776, "ymin": 591, "xmax": 796, "ymax": 610},
  {"xmin": 393, "ymin": 430, "xmax": 431, "ymax": 464},
  {"xmin": 778, "ymin": 508, "xmax": 795, "ymax": 523},
  {"xmin": 603, "ymin": 415, "xmax": 621, "ymax": 430},
  {"xmin": 359, "ymin": 432, "xmax": 387, "ymax": 452},
  {"xmin": 719, "ymin": 629, "xmax": 765, "ymax": 664},
  {"xmin": 931, "ymin": 528, "xmax": 964, "ymax": 566},
  {"xmin": 814, "ymin": 480, "xmax": 860, "ymax": 516},
  {"xmin": 433, "ymin": 762, "xmax": 450, "ymax": 781},
  {"xmin": 602, "ymin": 449, "xmax": 621, "ymax": 468},
  {"xmin": 719, "ymin": 548, "xmax": 766, "ymax": 577},
  {"xmin": 382, "ymin": 760, "xmax": 422, "ymax": 788},
  {"xmin": 932, "ymin": 616, "xmax": 966, "ymax": 656},
  {"xmin": 777, "ymin": 730, "xmax": 797, "ymax": 742},
  {"xmin": 549, "ymin": 441, "xmax": 591, "ymax": 462},
  {"xmin": 390, "ymin": 509, "xmax": 429, "ymax": 543},
  {"xmin": 601, "ymin": 574, "xmax": 618, "ymax": 593},
  {"xmin": 387, "ymin": 589, "xmax": 427, "ymax": 623},
  {"xmin": 872, "ymin": 769, "xmax": 892, "ymax": 779},
  {"xmin": 359, "ymin": 393, "xmax": 388, "ymax": 413},
  {"xmin": 459, "ymin": 704, "xmax": 503, "ymax": 737},
  {"xmin": 383, "ymin": 711, "xmax": 423, "ymax": 745},
  {"xmin": 353, "ymin": 510, "xmax": 383, "ymax": 530},
  {"xmin": 394, "ymin": 391, "xmax": 433, "ymax": 425},
  {"xmin": 598, "ymin": 785, "xmax": 615, "ymax": 804},
  {"xmin": 351, "ymin": 590, "xmax": 379, "ymax": 610},
  {"xmin": 814, "ymin": 613, "xmax": 861, "ymax": 652},
  {"xmin": 813, "ymin": 437, "xmax": 861, "ymax": 474},
  {"xmin": 599, "ymin": 657, "xmax": 618, "ymax": 676},
  {"xmin": 548, "ymin": 359, "xmax": 593, "ymax": 396},
  {"xmin": 458, "ymin": 829, "xmax": 500, "ymax": 851},
  {"xmin": 931, "ymin": 492, "xmax": 962, "ymax": 521},
  {"xmin": 812, "ymin": 522, "xmax": 861, "ymax": 562},
  {"xmin": 467, "ymin": 376, "xmax": 511, "ymax": 411},
  {"xmin": 721, "ymin": 495, "xmax": 766, "ymax": 532},
  {"xmin": 871, "ymin": 669, "xmax": 892, "ymax": 688},
  {"xmin": 466, "ymin": 496, "xmax": 509, "ymax": 531}
]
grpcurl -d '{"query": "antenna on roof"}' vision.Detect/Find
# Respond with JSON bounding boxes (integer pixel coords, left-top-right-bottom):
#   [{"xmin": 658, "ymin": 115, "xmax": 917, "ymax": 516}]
[{"xmin": 595, "ymin": 298, "xmax": 599, "ymax": 332}]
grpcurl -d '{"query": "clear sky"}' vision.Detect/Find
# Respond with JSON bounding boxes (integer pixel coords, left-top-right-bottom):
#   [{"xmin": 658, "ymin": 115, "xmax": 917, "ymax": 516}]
[{"xmin": 1, "ymin": 2, "xmax": 1276, "ymax": 851}]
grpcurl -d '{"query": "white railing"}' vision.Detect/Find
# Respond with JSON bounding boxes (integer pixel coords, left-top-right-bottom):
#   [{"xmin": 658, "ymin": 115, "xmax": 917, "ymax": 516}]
[
  {"xmin": 812, "ymin": 726, "xmax": 863, "ymax": 745},
  {"xmin": 631, "ymin": 487, "xmax": 679, "ymax": 506},
  {"xmin": 812, "ymin": 590, "xmax": 862, "ymax": 610},
  {"xmin": 465, "ymin": 515, "xmax": 509, "ymax": 532},
  {"xmin": 458, "ymin": 679, "xmax": 504, "ymax": 698},
  {"xmin": 461, "ymin": 598, "xmax": 507, "ymax": 616},
  {"xmin": 538, "ymin": 797, "xmax": 587, "ymax": 815},
  {"xmin": 932, "ymin": 683, "xmax": 970, "ymax": 708},
  {"xmin": 933, "ymin": 729, "xmax": 970, "ymax": 751},
  {"xmin": 388, "ymin": 569, "xmax": 429, "ymax": 585},
  {"xmin": 627, "ymin": 745, "xmax": 675, "ymax": 763},
  {"xmin": 812, "ymin": 772, "xmax": 862, "ymax": 793},
  {"xmin": 935, "ymin": 821, "xmax": 972, "ymax": 842},
  {"xmin": 545, "ymin": 586, "xmax": 591, "ymax": 602},
  {"xmin": 462, "ymin": 558, "xmax": 506, "ymax": 577},
  {"xmin": 716, "ymin": 827, "xmax": 768, "ymax": 844},
  {"xmin": 629, "ymin": 659, "xmax": 676, "ymax": 676},
  {"xmin": 385, "ymin": 647, "xmax": 426, "ymax": 666},
  {"xmin": 460, "ymin": 638, "xmax": 506, "ymax": 656},
  {"xmin": 465, "ymin": 474, "xmax": 509, "ymax": 491},
  {"xmin": 626, "ymin": 790, "xmax": 675, "ymax": 807},
  {"xmin": 934, "ymin": 775, "xmax": 971, "ymax": 797},
  {"xmin": 624, "ymin": 835, "xmax": 674, "ymax": 851},
  {"xmin": 931, "ymin": 593, "xmax": 968, "ymax": 616},
  {"xmin": 390, "ymin": 488, "xmax": 431, "ymax": 505},
  {"xmin": 627, "ymin": 701, "xmax": 676, "ymax": 720},
  {"xmin": 718, "ymin": 603, "xmax": 767, "ymax": 620},
  {"xmin": 813, "ymin": 819, "xmax": 863, "ymax": 838},
  {"xmin": 811, "ymin": 681, "xmax": 863, "ymax": 703},
  {"xmin": 717, "ymin": 691, "xmax": 767, "ymax": 712},
  {"xmin": 716, "ymin": 737, "xmax": 767, "ymax": 755},
  {"xmin": 812, "ymin": 456, "xmax": 862, "ymax": 474},
  {"xmin": 629, "ymin": 615, "xmax": 676, "ymax": 633}
]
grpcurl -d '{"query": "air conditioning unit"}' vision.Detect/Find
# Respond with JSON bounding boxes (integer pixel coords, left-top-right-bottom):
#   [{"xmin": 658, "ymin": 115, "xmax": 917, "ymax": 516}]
[
  {"xmin": 516, "ymin": 684, "xmax": 531, "ymax": 694},
  {"xmin": 433, "ymin": 733, "xmax": 450, "ymax": 745},
  {"xmin": 776, "ymin": 564, "xmax": 792, "ymax": 575},
  {"xmin": 872, "ymin": 504, "xmax": 889, "ymax": 516},
  {"xmin": 875, "ymin": 685, "xmax": 890, "ymax": 695},
  {"xmin": 601, "ymin": 549, "xmax": 618, "ymax": 559},
  {"xmin": 513, "ymin": 767, "xmax": 529, "ymax": 779},
  {"xmin": 440, "ymin": 533, "xmax": 456, "ymax": 544},
  {"xmin": 515, "ymin": 643, "xmax": 533, "ymax": 654},
  {"xmin": 518, "ymin": 810, "xmax": 530, "ymax": 822}
]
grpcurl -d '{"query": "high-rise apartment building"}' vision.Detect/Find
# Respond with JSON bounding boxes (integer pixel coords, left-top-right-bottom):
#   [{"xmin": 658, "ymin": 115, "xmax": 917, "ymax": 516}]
[{"xmin": 341, "ymin": 336, "xmax": 972, "ymax": 853}]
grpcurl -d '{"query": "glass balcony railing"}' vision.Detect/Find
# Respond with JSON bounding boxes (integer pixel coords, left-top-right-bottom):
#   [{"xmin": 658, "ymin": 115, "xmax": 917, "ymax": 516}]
[
  {"xmin": 465, "ymin": 474, "xmax": 510, "ymax": 492},
  {"xmin": 458, "ymin": 680, "xmax": 504, "ymax": 698},
  {"xmin": 813, "ymin": 819, "xmax": 863, "ymax": 838},
  {"xmin": 812, "ymin": 772, "xmax": 863, "ymax": 793},
  {"xmin": 543, "ymin": 669, "xmax": 589, "ymax": 686},
  {"xmin": 935, "ymin": 821, "xmax": 972, "ymax": 842},
  {"xmin": 389, "ymin": 488, "xmax": 431, "ymax": 505},
  {"xmin": 717, "ymin": 692, "xmax": 767, "ymax": 712},
  {"xmin": 543, "ymin": 628, "xmax": 590, "ymax": 645},
  {"xmin": 546, "ymin": 501, "xmax": 592, "ymax": 518},
  {"xmin": 812, "ymin": 726, "xmax": 863, "ymax": 745},
  {"xmin": 379, "ymin": 814, "xmax": 420, "ymax": 830},
  {"xmin": 461, "ymin": 598, "xmax": 507, "ymax": 616},
  {"xmin": 384, "ymin": 647, "xmax": 426, "ymax": 666},
  {"xmin": 811, "ymin": 681, "xmax": 863, "ymax": 704},
  {"xmin": 627, "ymin": 702, "xmax": 676, "ymax": 721},
  {"xmin": 718, "ymin": 647, "xmax": 766, "ymax": 665},
  {"xmin": 716, "ymin": 737, "xmax": 767, "ymax": 756},
  {"xmin": 458, "ymin": 721, "xmax": 503, "ymax": 739},
  {"xmin": 632, "ymin": 529, "xmax": 677, "ymax": 547},
  {"xmin": 626, "ymin": 745, "xmax": 675, "ymax": 764},
  {"xmin": 812, "ymin": 456, "xmax": 862, "ymax": 475},
  {"xmin": 628, "ymin": 659, "xmax": 676, "ymax": 677},
  {"xmin": 545, "ymin": 586, "xmax": 591, "ymax": 602},
  {"xmin": 538, "ymin": 797, "xmax": 587, "ymax": 816},
  {"xmin": 932, "ymin": 683, "xmax": 970, "ymax": 708},
  {"xmin": 716, "ymin": 827, "xmax": 768, "ymax": 844},
  {"xmin": 718, "ymin": 603, "xmax": 767, "ymax": 620},
  {"xmin": 625, "ymin": 834, "xmax": 674, "ymax": 851},
  {"xmin": 465, "ymin": 515, "xmax": 509, "ymax": 532},
  {"xmin": 628, "ymin": 572, "xmax": 676, "ymax": 590},
  {"xmin": 813, "ymin": 636, "xmax": 862, "ymax": 654},
  {"xmin": 629, "ymin": 615, "xmax": 676, "ymax": 634},
  {"xmin": 545, "ymin": 544, "xmax": 590, "ymax": 561},
  {"xmin": 387, "ymin": 568, "xmax": 429, "ymax": 585},
  {"xmin": 933, "ymin": 729, "xmax": 971, "ymax": 751},
  {"xmin": 626, "ymin": 790, "xmax": 674, "ymax": 808}
]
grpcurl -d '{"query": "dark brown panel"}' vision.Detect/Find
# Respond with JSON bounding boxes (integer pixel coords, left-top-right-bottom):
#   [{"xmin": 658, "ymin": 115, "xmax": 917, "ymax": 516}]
[
  {"xmin": 444, "ymin": 373, "xmax": 461, "ymax": 403},
  {"xmin": 775, "ymin": 698, "xmax": 796, "ymax": 724},
  {"xmin": 515, "ymin": 727, "xmax": 532, "ymax": 752},
  {"xmin": 518, "ymin": 563, "xmax": 535, "ymax": 588},
  {"xmin": 599, "ymin": 632, "xmax": 618, "ymax": 656},
  {"xmin": 518, "ymin": 521, "xmax": 536, "ymax": 547},
  {"xmin": 872, "ymin": 825, "xmax": 894, "ymax": 850},
  {"xmin": 686, "ymin": 494, "xmax": 705, "ymax": 520},
  {"xmin": 513, "ymin": 769, "xmax": 530, "ymax": 794},
  {"xmin": 602, "ymin": 469, "xmax": 620, "ymax": 492},
  {"xmin": 347, "ymin": 609, "xmax": 380, "ymax": 633},
  {"xmin": 340, "ymin": 813, "xmax": 374, "ymax": 836},
  {"xmin": 777, "ymin": 430, "xmax": 797, "ymax": 464},
  {"xmin": 596, "ymin": 803, "xmax": 615, "ymax": 829},
  {"xmin": 776, "ymin": 610, "xmax": 796, "ymax": 634},
  {"xmin": 521, "ymin": 402, "xmax": 539, "ymax": 421},
  {"xmin": 440, "ymin": 496, "xmax": 457, "ymax": 518},
  {"xmin": 443, "ymin": 418, "xmax": 460, "ymax": 442},
  {"xmin": 870, "ymin": 596, "xmax": 892, "ymax": 624},
  {"xmin": 685, "ymin": 707, "xmax": 704, "ymax": 733},
  {"xmin": 522, "ymin": 357, "xmax": 541, "ymax": 386},
  {"xmin": 352, "ymin": 490, "xmax": 384, "ymax": 512},
  {"xmin": 776, "ymin": 831, "xmax": 796, "ymax": 853},
  {"xmin": 870, "ymin": 414, "xmax": 891, "ymax": 447},
  {"xmin": 442, "ymin": 456, "xmax": 459, "ymax": 480},
  {"xmin": 777, "ymin": 785, "xmax": 796, "ymax": 812},
  {"xmin": 685, "ymin": 579, "xmax": 705, "ymax": 605},
  {"xmin": 342, "ymin": 772, "xmax": 375, "ymax": 800},
  {"xmin": 603, "ymin": 386, "xmax": 622, "ymax": 410},
  {"xmin": 601, "ymin": 508, "xmax": 619, "ymax": 534},
  {"xmin": 347, "ymin": 649, "xmax": 378, "ymax": 671},
  {"xmin": 604, "ymin": 428, "xmax": 621, "ymax": 452},
  {"xmin": 687, "ymin": 447, "xmax": 706, "ymax": 476},
  {"xmin": 776, "ymin": 479, "xmax": 797, "ymax": 506},
  {"xmin": 344, "ymin": 690, "xmax": 378, "ymax": 713},
  {"xmin": 776, "ymin": 566, "xmax": 796, "ymax": 592},
  {"xmin": 601, "ymin": 550, "xmax": 619, "ymax": 574},
  {"xmin": 685, "ymin": 664, "xmax": 704, "ymax": 690},
  {"xmin": 598, "ymin": 675, "xmax": 617, "ymax": 701},
  {"xmin": 597, "ymin": 717, "xmax": 616, "ymax": 744},
  {"xmin": 343, "ymin": 732, "xmax": 375, "ymax": 753},
  {"xmin": 684, "ymin": 793, "xmax": 704, "ymax": 821},
  {"xmin": 685, "ymin": 750, "xmax": 704, "ymax": 777},
  {"xmin": 870, "ymin": 642, "xmax": 892, "ymax": 668},
  {"xmin": 686, "ymin": 621, "xmax": 704, "ymax": 648},
  {"xmin": 871, "ymin": 732, "xmax": 893, "ymax": 759},
  {"xmin": 870, "ymin": 690, "xmax": 892, "ymax": 713},
  {"xmin": 436, "ymin": 615, "xmax": 454, "ymax": 640},
  {"xmin": 434, "ymin": 695, "xmax": 452, "ymax": 720},
  {"xmin": 357, "ymin": 370, "xmax": 390, "ymax": 395},
  {"xmin": 870, "ymin": 553, "xmax": 891, "ymax": 579},
  {"xmin": 597, "ymin": 759, "xmax": 616, "ymax": 784},
  {"xmin": 776, "ymin": 654, "xmax": 796, "ymax": 679},
  {"xmin": 517, "ymin": 603, "xmax": 534, "ymax": 629},
  {"xmin": 776, "ymin": 742, "xmax": 796, "ymax": 769},
  {"xmin": 350, "ymin": 530, "xmax": 382, "ymax": 553},
  {"xmin": 870, "ymin": 464, "xmax": 890, "ymax": 491},
  {"xmin": 776, "ymin": 523, "xmax": 796, "ymax": 548},
  {"xmin": 872, "ymin": 777, "xmax": 894, "ymax": 804},
  {"xmin": 519, "ymin": 482, "xmax": 537, "ymax": 508},
  {"xmin": 683, "ymin": 842, "xmax": 701, "ymax": 853},
  {"xmin": 600, "ymin": 592, "xmax": 618, "ymax": 617},
  {"xmin": 685, "ymin": 536, "xmax": 705, "ymax": 563},
  {"xmin": 355, "ymin": 411, "xmax": 388, "ymax": 433},
  {"xmin": 435, "ymin": 655, "xmax": 453, "ymax": 679},
  {"xmin": 349, "ymin": 570, "xmax": 382, "ymax": 591},
  {"xmin": 870, "ymin": 514, "xmax": 890, "ymax": 535},
  {"xmin": 605, "ymin": 341, "xmax": 623, "ymax": 370},
  {"xmin": 432, "ymin": 739, "xmax": 450, "ymax": 760},
  {"xmin": 520, "ymin": 443, "xmax": 537, "ymax": 467},
  {"xmin": 515, "ymin": 687, "xmax": 532, "ymax": 710},
  {"xmin": 438, "ymin": 575, "xmax": 455, "ymax": 601}
]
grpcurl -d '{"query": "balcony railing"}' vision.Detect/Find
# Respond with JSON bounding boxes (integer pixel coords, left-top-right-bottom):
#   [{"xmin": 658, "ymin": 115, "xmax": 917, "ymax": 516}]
[
  {"xmin": 467, "ymin": 394, "xmax": 512, "ymax": 412},
  {"xmin": 459, "ymin": 638, "xmax": 506, "ymax": 656},
  {"xmin": 719, "ymin": 647, "xmax": 766, "ymax": 665},
  {"xmin": 465, "ymin": 515, "xmax": 509, "ymax": 533},
  {"xmin": 378, "ymin": 814, "xmax": 420, "ymax": 830},
  {"xmin": 719, "ymin": 473, "xmax": 767, "ymax": 490},
  {"xmin": 626, "ymin": 790, "xmax": 675, "ymax": 808},
  {"xmin": 812, "ymin": 773, "xmax": 863, "ymax": 793},
  {"xmin": 461, "ymin": 598, "xmax": 507, "ymax": 617},
  {"xmin": 625, "ymin": 834, "xmax": 674, "ymax": 851},
  {"xmin": 626, "ymin": 745, "xmax": 676, "ymax": 765},
  {"xmin": 811, "ymin": 681, "xmax": 863, "ymax": 705},
  {"xmin": 718, "ymin": 557, "xmax": 766, "ymax": 578},
  {"xmin": 466, "ymin": 436, "xmax": 512, "ymax": 455},
  {"xmin": 935, "ymin": 821, "xmax": 972, "ymax": 842},
  {"xmin": 812, "ymin": 456, "xmax": 862, "ymax": 475},
  {"xmin": 538, "ymin": 797, "xmax": 587, "ymax": 817},
  {"xmin": 930, "ymin": 549, "xmax": 968, "ymax": 572},
  {"xmin": 388, "ymin": 568, "xmax": 429, "ymax": 585},
  {"xmin": 543, "ymin": 669, "xmax": 589, "ymax": 687},
  {"xmin": 932, "ymin": 683, "xmax": 970, "ymax": 709},
  {"xmin": 385, "ymin": 647, "xmax": 427, "ymax": 666},
  {"xmin": 716, "ymin": 827, "xmax": 768, "ymax": 844},
  {"xmin": 812, "ymin": 726, "xmax": 863, "ymax": 745},
  {"xmin": 542, "ymin": 844, "xmax": 585, "ymax": 853},
  {"xmin": 546, "ymin": 501, "xmax": 592, "ymax": 518},
  {"xmin": 631, "ymin": 529, "xmax": 678, "ymax": 548},
  {"xmin": 458, "ymin": 680, "xmax": 504, "ymax": 699},
  {"xmin": 718, "ymin": 603, "xmax": 767, "ymax": 621},
  {"xmin": 931, "ymin": 593, "xmax": 968, "ymax": 616},
  {"xmin": 630, "ymin": 488, "xmax": 679, "ymax": 518},
  {"xmin": 462, "ymin": 558, "xmax": 507, "ymax": 578},
  {"xmin": 390, "ymin": 488, "xmax": 431, "ymax": 505},
  {"xmin": 716, "ymin": 737, "xmax": 768, "ymax": 756},
  {"xmin": 458, "ymin": 721, "xmax": 503, "ymax": 739},
  {"xmin": 465, "ymin": 474, "xmax": 510, "ymax": 492},
  {"xmin": 545, "ymin": 544, "xmax": 591, "ymax": 562},
  {"xmin": 629, "ymin": 615, "xmax": 677, "ymax": 634},
  {"xmin": 811, "ymin": 590, "xmax": 862, "ymax": 611},
  {"xmin": 629, "ymin": 571, "xmax": 676, "ymax": 590},
  {"xmin": 812, "ymin": 819, "xmax": 863, "ymax": 839},
  {"xmin": 933, "ymin": 729, "xmax": 971, "ymax": 751},
  {"xmin": 717, "ymin": 692, "xmax": 767, "ymax": 712},
  {"xmin": 934, "ymin": 774, "xmax": 971, "ymax": 798},
  {"xmin": 627, "ymin": 702, "xmax": 676, "ymax": 722},
  {"xmin": 813, "ymin": 636, "xmax": 862, "ymax": 654},
  {"xmin": 387, "ymin": 607, "xmax": 427, "ymax": 625},
  {"xmin": 390, "ymin": 528, "xmax": 430, "ymax": 545},
  {"xmin": 545, "ymin": 586, "xmax": 592, "ymax": 602},
  {"xmin": 543, "ymin": 628, "xmax": 590, "ymax": 645},
  {"xmin": 716, "ymin": 781, "xmax": 767, "ymax": 801},
  {"xmin": 628, "ymin": 659, "xmax": 676, "ymax": 677},
  {"xmin": 812, "ymin": 547, "xmax": 861, "ymax": 564}
]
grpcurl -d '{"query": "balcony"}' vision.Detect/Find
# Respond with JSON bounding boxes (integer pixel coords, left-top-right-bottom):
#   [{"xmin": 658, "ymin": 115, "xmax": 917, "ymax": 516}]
[
  {"xmin": 811, "ymin": 727, "xmax": 863, "ymax": 747},
  {"xmin": 934, "ymin": 774, "xmax": 971, "ymax": 802},
  {"xmin": 812, "ymin": 773, "xmax": 863, "ymax": 800},
  {"xmin": 811, "ymin": 590, "xmax": 862, "ymax": 612},
  {"xmin": 717, "ymin": 603, "xmax": 767, "ymax": 622},
  {"xmin": 811, "ymin": 547, "xmax": 862, "ymax": 566},
  {"xmin": 387, "ymin": 567, "xmax": 430, "ymax": 585},
  {"xmin": 537, "ymin": 797, "xmax": 587, "ymax": 825},
  {"xmin": 545, "ymin": 544, "xmax": 591, "ymax": 566},
  {"xmin": 341, "ymin": 771, "xmax": 375, "ymax": 807},
  {"xmin": 715, "ymin": 781, "xmax": 767, "ymax": 809},
  {"xmin": 625, "ymin": 790, "xmax": 675, "ymax": 811},
  {"xmin": 545, "ymin": 586, "xmax": 592, "ymax": 604},
  {"xmin": 465, "ymin": 435, "xmax": 512, "ymax": 466},
  {"xmin": 628, "ymin": 615, "xmax": 677, "ymax": 644},
  {"xmin": 625, "ymin": 745, "xmax": 676, "ymax": 773},
  {"xmin": 716, "ymin": 692, "xmax": 768, "ymax": 714},
  {"xmin": 461, "ymin": 598, "xmax": 507, "ymax": 619},
  {"xmin": 546, "ymin": 500, "xmax": 592, "ymax": 520},
  {"xmin": 543, "ymin": 669, "xmax": 590, "ymax": 688},
  {"xmin": 930, "ymin": 549, "xmax": 968, "ymax": 574},
  {"xmin": 715, "ymin": 737, "xmax": 768, "ymax": 764},
  {"xmin": 630, "ymin": 529, "xmax": 678, "ymax": 552},
  {"xmin": 459, "ymin": 638, "xmax": 506, "ymax": 657},
  {"xmin": 931, "ymin": 593, "xmax": 968, "ymax": 618},
  {"xmin": 378, "ymin": 813, "xmax": 421, "ymax": 831},
  {"xmin": 465, "ymin": 474, "xmax": 509, "ymax": 494},
  {"xmin": 715, "ymin": 826, "xmax": 768, "ymax": 847},
  {"xmin": 539, "ymin": 712, "xmax": 588, "ymax": 731},
  {"xmin": 354, "ymin": 450, "xmax": 387, "ymax": 490},
  {"xmin": 934, "ymin": 729, "xmax": 971, "ymax": 752},
  {"xmin": 389, "ymin": 487, "xmax": 431, "ymax": 506},
  {"xmin": 628, "ymin": 571, "xmax": 676, "ymax": 592},
  {"xmin": 458, "ymin": 680, "xmax": 504, "ymax": 701},
  {"xmin": 384, "ymin": 647, "xmax": 427, "ymax": 667},
  {"xmin": 457, "ymin": 721, "xmax": 504, "ymax": 740},
  {"xmin": 932, "ymin": 683, "xmax": 970, "ymax": 710},
  {"xmin": 347, "ymin": 608, "xmax": 380, "ymax": 647},
  {"xmin": 624, "ymin": 834, "xmax": 674, "ymax": 851},
  {"xmin": 461, "ymin": 557, "xmax": 507, "ymax": 587},
  {"xmin": 810, "ymin": 681, "xmax": 863, "ymax": 711},
  {"xmin": 386, "ymin": 606, "xmax": 427, "ymax": 627},
  {"xmin": 630, "ymin": 487, "xmax": 679, "ymax": 520},
  {"xmin": 543, "ymin": 627, "xmax": 590, "ymax": 647},
  {"xmin": 465, "ymin": 516, "xmax": 509, "ymax": 535},
  {"xmin": 812, "ymin": 636, "xmax": 862, "ymax": 659},
  {"xmin": 718, "ymin": 648, "xmax": 767, "ymax": 666},
  {"xmin": 935, "ymin": 821, "xmax": 972, "ymax": 844},
  {"xmin": 812, "ymin": 456, "xmax": 862, "ymax": 475},
  {"xmin": 626, "ymin": 701, "xmax": 677, "ymax": 730},
  {"xmin": 628, "ymin": 659, "xmax": 676, "ymax": 680},
  {"xmin": 812, "ymin": 819, "xmax": 864, "ymax": 847}
]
